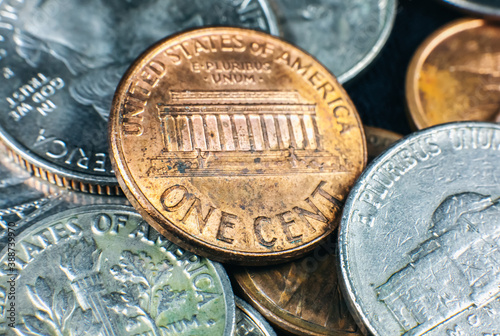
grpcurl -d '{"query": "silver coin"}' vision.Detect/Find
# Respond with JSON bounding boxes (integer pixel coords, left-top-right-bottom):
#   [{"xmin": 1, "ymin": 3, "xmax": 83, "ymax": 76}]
[
  {"xmin": 0, "ymin": 146, "xmax": 130, "ymax": 251},
  {"xmin": 0, "ymin": 205, "xmax": 235, "ymax": 336},
  {"xmin": 0, "ymin": 0, "xmax": 278, "ymax": 194},
  {"xmin": 442, "ymin": 0, "xmax": 500, "ymax": 18},
  {"xmin": 234, "ymin": 297, "xmax": 277, "ymax": 336},
  {"xmin": 0, "ymin": 145, "xmax": 64, "ymax": 251},
  {"xmin": 339, "ymin": 122, "xmax": 500, "ymax": 335},
  {"xmin": 272, "ymin": 0, "xmax": 397, "ymax": 83}
]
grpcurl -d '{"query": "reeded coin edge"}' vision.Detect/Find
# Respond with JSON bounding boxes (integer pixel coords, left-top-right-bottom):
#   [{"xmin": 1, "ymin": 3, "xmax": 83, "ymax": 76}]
[
  {"xmin": 0, "ymin": 129, "xmax": 120, "ymax": 194},
  {"xmin": 338, "ymin": 0, "xmax": 398, "ymax": 84},
  {"xmin": 235, "ymin": 296, "xmax": 277, "ymax": 336},
  {"xmin": 109, "ymin": 26, "xmax": 367, "ymax": 265},
  {"xmin": 405, "ymin": 18, "xmax": 486, "ymax": 130},
  {"xmin": 234, "ymin": 270, "xmax": 360, "ymax": 336},
  {"xmin": 0, "ymin": 1, "xmax": 281, "ymax": 195},
  {"xmin": 1, "ymin": 204, "xmax": 237, "ymax": 336},
  {"xmin": 338, "ymin": 121, "xmax": 500, "ymax": 336}
]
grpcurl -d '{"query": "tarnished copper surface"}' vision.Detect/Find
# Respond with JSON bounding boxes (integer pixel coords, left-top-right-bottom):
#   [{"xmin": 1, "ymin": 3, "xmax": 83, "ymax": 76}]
[
  {"xmin": 232, "ymin": 235, "xmax": 362, "ymax": 336},
  {"xmin": 364, "ymin": 126, "xmax": 402, "ymax": 161},
  {"xmin": 109, "ymin": 27, "xmax": 366, "ymax": 265},
  {"xmin": 406, "ymin": 19, "xmax": 500, "ymax": 129}
]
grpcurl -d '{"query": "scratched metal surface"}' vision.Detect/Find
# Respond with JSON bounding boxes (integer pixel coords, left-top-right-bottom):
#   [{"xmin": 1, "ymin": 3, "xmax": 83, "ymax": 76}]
[
  {"xmin": 0, "ymin": 0, "xmax": 278, "ymax": 192},
  {"xmin": 272, "ymin": 0, "xmax": 397, "ymax": 84},
  {"xmin": 339, "ymin": 122, "xmax": 500, "ymax": 335}
]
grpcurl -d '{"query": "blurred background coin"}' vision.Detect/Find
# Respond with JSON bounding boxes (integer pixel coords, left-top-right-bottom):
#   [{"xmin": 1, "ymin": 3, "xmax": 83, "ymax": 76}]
[
  {"xmin": 235, "ymin": 297, "xmax": 277, "ymax": 336},
  {"xmin": 109, "ymin": 27, "xmax": 366, "ymax": 265},
  {"xmin": 441, "ymin": 0, "xmax": 500, "ymax": 18},
  {"xmin": 364, "ymin": 126, "xmax": 403, "ymax": 161},
  {"xmin": 0, "ymin": 0, "xmax": 278, "ymax": 194},
  {"xmin": 339, "ymin": 122, "xmax": 500, "ymax": 335},
  {"xmin": 233, "ymin": 234, "xmax": 361, "ymax": 336},
  {"xmin": 272, "ymin": 0, "xmax": 397, "ymax": 83},
  {"xmin": 1, "ymin": 205, "xmax": 235, "ymax": 336},
  {"xmin": 406, "ymin": 19, "xmax": 500, "ymax": 129}
]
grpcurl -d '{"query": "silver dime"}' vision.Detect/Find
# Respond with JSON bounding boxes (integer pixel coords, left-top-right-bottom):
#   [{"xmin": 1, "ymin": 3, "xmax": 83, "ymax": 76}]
[
  {"xmin": 0, "ymin": 205, "xmax": 235, "ymax": 336},
  {"xmin": 442, "ymin": 0, "xmax": 500, "ymax": 18},
  {"xmin": 272, "ymin": 0, "xmax": 397, "ymax": 83},
  {"xmin": 0, "ymin": 0, "xmax": 278, "ymax": 194},
  {"xmin": 234, "ymin": 297, "xmax": 277, "ymax": 336},
  {"xmin": 339, "ymin": 122, "xmax": 500, "ymax": 335}
]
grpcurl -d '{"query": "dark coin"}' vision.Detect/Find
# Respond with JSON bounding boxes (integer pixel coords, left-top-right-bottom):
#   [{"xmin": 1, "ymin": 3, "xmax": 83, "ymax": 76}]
[
  {"xmin": 233, "ymin": 235, "xmax": 361, "ymax": 336},
  {"xmin": 0, "ymin": 0, "xmax": 278, "ymax": 194}
]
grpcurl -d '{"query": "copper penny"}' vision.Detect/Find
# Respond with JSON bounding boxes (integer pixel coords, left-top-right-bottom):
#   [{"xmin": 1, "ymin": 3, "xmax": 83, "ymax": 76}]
[
  {"xmin": 406, "ymin": 19, "xmax": 500, "ymax": 129},
  {"xmin": 364, "ymin": 126, "xmax": 402, "ymax": 161},
  {"xmin": 232, "ymin": 235, "xmax": 362, "ymax": 336},
  {"xmin": 109, "ymin": 27, "xmax": 366, "ymax": 265}
]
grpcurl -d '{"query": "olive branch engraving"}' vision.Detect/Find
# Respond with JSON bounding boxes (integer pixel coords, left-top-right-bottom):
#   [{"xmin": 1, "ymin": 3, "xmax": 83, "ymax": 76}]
[
  {"xmin": 15, "ymin": 277, "xmax": 102, "ymax": 336},
  {"xmin": 104, "ymin": 251, "xmax": 187, "ymax": 335}
]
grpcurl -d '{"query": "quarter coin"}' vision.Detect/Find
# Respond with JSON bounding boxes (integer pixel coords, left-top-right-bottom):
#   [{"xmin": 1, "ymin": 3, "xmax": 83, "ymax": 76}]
[
  {"xmin": 339, "ymin": 122, "xmax": 500, "ymax": 335},
  {"xmin": 235, "ymin": 296, "xmax": 277, "ymax": 336},
  {"xmin": 0, "ymin": 145, "xmax": 132, "ymax": 251},
  {"xmin": 0, "ymin": 144, "xmax": 64, "ymax": 251},
  {"xmin": 109, "ymin": 27, "xmax": 366, "ymax": 265},
  {"xmin": 406, "ymin": 19, "xmax": 500, "ymax": 129},
  {"xmin": 233, "ymin": 234, "xmax": 361, "ymax": 335},
  {"xmin": 0, "ymin": 205, "xmax": 235, "ymax": 336},
  {"xmin": 0, "ymin": 0, "xmax": 278, "ymax": 194},
  {"xmin": 272, "ymin": 0, "xmax": 397, "ymax": 83}
]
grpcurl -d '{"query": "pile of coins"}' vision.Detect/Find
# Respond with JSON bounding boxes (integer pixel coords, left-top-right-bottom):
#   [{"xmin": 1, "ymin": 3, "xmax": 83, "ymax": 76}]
[{"xmin": 0, "ymin": 0, "xmax": 498, "ymax": 335}]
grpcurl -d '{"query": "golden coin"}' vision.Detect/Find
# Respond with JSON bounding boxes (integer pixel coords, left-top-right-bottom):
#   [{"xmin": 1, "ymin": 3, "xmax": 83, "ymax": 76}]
[
  {"xmin": 406, "ymin": 19, "xmax": 500, "ymax": 129},
  {"xmin": 364, "ymin": 126, "xmax": 402, "ymax": 161},
  {"xmin": 232, "ymin": 235, "xmax": 362, "ymax": 336},
  {"xmin": 109, "ymin": 27, "xmax": 366, "ymax": 265}
]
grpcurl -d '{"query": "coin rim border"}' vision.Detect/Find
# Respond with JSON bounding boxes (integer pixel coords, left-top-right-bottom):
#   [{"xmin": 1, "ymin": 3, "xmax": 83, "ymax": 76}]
[
  {"xmin": 234, "ymin": 268, "xmax": 362, "ymax": 336},
  {"xmin": 109, "ymin": 26, "xmax": 367, "ymax": 265},
  {"xmin": 0, "ymin": 0, "xmax": 280, "ymax": 194},
  {"xmin": 441, "ymin": 0, "xmax": 500, "ymax": 18},
  {"xmin": 0, "ymin": 203, "xmax": 237, "ymax": 336},
  {"xmin": 235, "ymin": 296, "xmax": 278, "ymax": 336},
  {"xmin": 338, "ymin": 121, "xmax": 500, "ymax": 336},
  {"xmin": 337, "ymin": 0, "xmax": 398, "ymax": 84},
  {"xmin": 405, "ymin": 18, "xmax": 487, "ymax": 130}
]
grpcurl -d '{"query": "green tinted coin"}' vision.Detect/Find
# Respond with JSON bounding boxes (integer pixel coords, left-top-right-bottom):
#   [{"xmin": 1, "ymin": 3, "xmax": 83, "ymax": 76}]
[{"xmin": 0, "ymin": 205, "xmax": 235, "ymax": 336}]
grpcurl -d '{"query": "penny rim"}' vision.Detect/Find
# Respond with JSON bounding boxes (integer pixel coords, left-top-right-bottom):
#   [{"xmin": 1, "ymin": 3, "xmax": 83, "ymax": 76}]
[
  {"xmin": 234, "ymin": 264, "xmax": 361, "ymax": 335},
  {"xmin": 110, "ymin": 27, "xmax": 366, "ymax": 265},
  {"xmin": 0, "ymin": 0, "xmax": 279, "ymax": 195},
  {"xmin": 405, "ymin": 18, "xmax": 489, "ymax": 130}
]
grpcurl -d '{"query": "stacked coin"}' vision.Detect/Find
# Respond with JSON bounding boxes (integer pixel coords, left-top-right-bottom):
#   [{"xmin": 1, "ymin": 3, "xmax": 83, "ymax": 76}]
[{"xmin": 0, "ymin": 0, "xmax": 499, "ymax": 335}]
